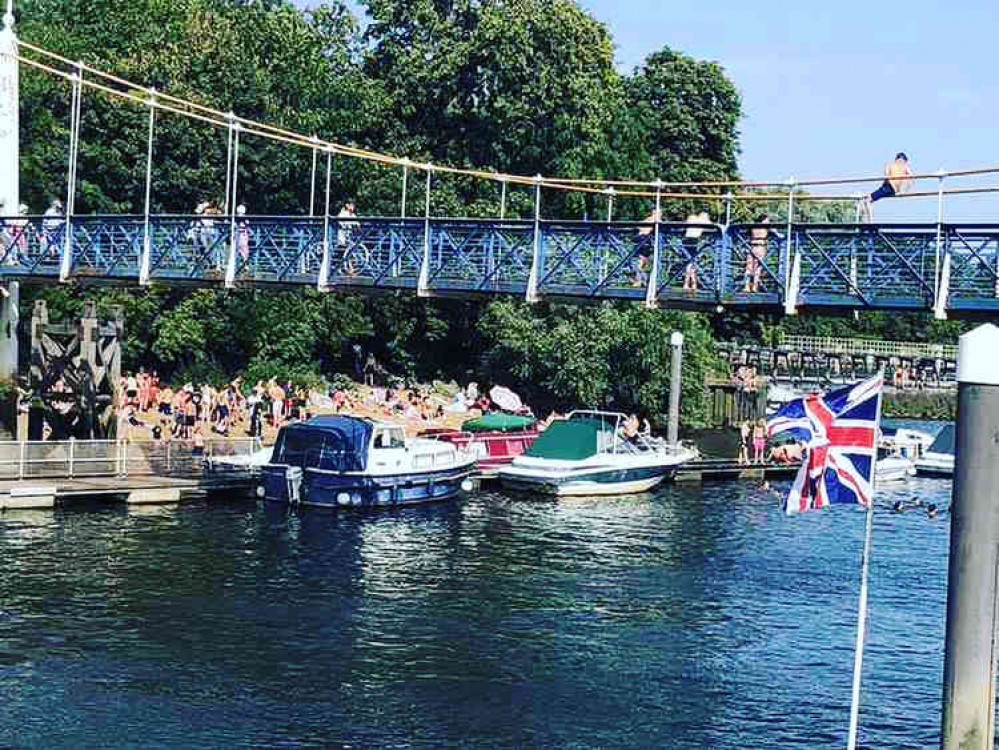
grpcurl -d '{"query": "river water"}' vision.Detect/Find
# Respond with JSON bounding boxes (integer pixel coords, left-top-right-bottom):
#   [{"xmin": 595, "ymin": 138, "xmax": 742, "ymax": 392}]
[{"xmin": 0, "ymin": 438, "xmax": 957, "ymax": 748}]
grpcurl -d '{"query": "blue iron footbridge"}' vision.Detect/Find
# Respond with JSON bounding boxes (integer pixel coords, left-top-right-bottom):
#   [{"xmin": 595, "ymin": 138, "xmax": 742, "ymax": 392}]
[{"xmin": 1, "ymin": 213, "xmax": 992, "ymax": 316}]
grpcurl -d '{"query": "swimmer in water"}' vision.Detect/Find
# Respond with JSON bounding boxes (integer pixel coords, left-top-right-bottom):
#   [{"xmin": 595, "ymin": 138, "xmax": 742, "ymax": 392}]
[
  {"xmin": 926, "ymin": 504, "xmax": 938, "ymax": 519},
  {"xmin": 892, "ymin": 500, "xmax": 904, "ymax": 513}
]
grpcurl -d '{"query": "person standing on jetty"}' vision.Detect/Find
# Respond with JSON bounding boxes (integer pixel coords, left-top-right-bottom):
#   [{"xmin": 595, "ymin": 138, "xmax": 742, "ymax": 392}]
[
  {"xmin": 738, "ymin": 420, "xmax": 750, "ymax": 464},
  {"xmin": 752, "ymin": 420, "xmax": 766, "ymax": 464}
]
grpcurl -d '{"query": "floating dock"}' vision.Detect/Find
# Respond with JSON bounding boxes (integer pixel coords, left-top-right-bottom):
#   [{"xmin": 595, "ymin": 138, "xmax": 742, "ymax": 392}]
[
  {"xmin": 0, "ymin": 474, "xmax": 255, "ymax": 509},
  {"xmin": 672, "ymin": 459, "xmax": 798, "ymax": 483}
]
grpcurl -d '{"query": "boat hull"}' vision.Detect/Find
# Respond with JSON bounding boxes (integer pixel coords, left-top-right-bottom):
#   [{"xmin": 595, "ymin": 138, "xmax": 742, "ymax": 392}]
[
  {"xmin": 499, "ymin": 463, "xmax": 674, "ymax": 497},
  {"xmin": 260, "ymin": 464, "xmax": 474, "ymax": 509}
]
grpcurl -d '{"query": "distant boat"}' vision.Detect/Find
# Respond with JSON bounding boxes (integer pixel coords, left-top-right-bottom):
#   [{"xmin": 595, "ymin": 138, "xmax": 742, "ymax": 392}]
[
  {"xmin": 205, "ymin": 444, "xmax": 273, "ymax": 481},
  {"xmin": 876, "ymin": 427, "xmax": 934, "ymax": 483},
  {"xmin": 260, "ymin": 416, "xmax": 476, "ymax": 508},
  {"xmin": 419, "ymin": 412, "xmax": 539, "ymax": 479},
  {"xmin": 498, "ymin": 410, "xmax": 698, "ymax": 496},
  {"xmin": 914, "ymin": 424, "xmax": 955, "ymax": 477}
]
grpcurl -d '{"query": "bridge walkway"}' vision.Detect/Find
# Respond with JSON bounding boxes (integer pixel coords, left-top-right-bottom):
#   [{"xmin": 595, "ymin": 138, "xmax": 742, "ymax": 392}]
[{"xmin": 3, "ymin": 215, "xmax": 994, "ymax": 315}]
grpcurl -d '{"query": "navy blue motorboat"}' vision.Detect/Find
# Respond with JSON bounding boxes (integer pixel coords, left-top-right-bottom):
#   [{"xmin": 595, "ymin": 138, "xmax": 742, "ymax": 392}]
[{"xmin": 259, "ymin": 416, "xmax": 476, "ymax": 508}]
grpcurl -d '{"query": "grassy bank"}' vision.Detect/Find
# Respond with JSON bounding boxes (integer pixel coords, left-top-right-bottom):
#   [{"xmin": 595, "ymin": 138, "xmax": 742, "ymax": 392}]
[{"xmin": 883, "ymin": 390, "xmax": 956, "ymax": 421}]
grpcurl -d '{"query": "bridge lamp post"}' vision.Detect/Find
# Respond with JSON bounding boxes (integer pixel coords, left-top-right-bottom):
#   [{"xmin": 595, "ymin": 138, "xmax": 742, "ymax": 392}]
[
  {"xmin": 499, "ymin": 175, "xmax": 508, "ymax": 220},
  {"xmin": 605, "ymin": 186, "xmax": 615, "ymax": 223}
]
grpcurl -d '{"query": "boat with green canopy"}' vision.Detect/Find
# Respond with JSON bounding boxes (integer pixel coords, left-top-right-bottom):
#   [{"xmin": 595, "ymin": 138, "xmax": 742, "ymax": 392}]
[{"xmin": 498, "ymin": 410, "xmax": 697, "ymax": 496}]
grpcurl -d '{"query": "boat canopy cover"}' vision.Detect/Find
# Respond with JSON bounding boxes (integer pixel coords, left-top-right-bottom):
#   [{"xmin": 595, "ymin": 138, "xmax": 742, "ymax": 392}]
[
  {"xmin": 272, "ymin": 416, "xmax": 373, "ymax": 472},
  {"xmin": 524, "ymin": 418, "xmax": 611, "ymax": 461},
  {"xmin": 461, "ymin": 412, "xmax": 536, "ymax": 433},
  {"xmin": 928, "ymin": 424, "xmax": 955, "ymax": 455}
]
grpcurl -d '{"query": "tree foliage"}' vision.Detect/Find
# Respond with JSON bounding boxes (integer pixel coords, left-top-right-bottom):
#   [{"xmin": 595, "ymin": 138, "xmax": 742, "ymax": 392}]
[{"xmin": 10, "ymin": 0, "xmax": 949, "ymax": 428}]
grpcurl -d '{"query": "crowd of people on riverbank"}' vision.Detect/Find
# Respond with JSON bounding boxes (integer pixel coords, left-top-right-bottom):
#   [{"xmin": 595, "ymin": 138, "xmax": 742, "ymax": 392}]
[
  {"xmin": 112, "ymin": 373, "xmax": 548, "ymax": 443},
  {"xmin": 116, "ymin": 371, "xmax": 317, "ymax": 443}
]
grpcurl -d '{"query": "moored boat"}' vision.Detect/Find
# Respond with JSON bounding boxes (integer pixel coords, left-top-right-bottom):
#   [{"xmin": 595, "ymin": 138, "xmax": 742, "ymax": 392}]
[
  {"xmin": 260, "ymin": 416, "xmax": 476, "ymax": 508},
  {"xmin": 498, "ymin": 410, "xmax": 698, "ymax": 496},
  {"xmin": 914, "ymin": 424, "xmax": 955, "ymax": 477},
  {"xmin": 875, "ymin": 427, "xmax": 933, "ymax": 483},
  {"xmin": 419, "ymin": 412, "xmax": 539, "ymax": 479}
]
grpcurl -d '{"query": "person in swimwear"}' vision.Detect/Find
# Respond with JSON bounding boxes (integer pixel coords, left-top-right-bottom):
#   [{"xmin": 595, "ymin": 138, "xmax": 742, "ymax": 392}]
[
  {"xmin": 868, "ymin": 153, "xmax": 913, "ymax": 204},
  {"xmin": 752, "ymin": 421, "xmax": 766, "ymax": 465}
]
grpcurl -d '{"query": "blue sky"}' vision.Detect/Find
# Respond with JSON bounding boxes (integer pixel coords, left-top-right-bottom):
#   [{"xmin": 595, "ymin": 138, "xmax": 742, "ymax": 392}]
[{"xmin": 297, "ymin": 1, "xmax": 998, "ymax": 221}]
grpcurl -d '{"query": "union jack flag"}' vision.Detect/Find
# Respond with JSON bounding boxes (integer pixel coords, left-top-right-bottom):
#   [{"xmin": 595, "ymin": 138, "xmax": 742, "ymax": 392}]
[{"xmin": 767, "ymin": 374, "xmax": 883, "ymax": 515}]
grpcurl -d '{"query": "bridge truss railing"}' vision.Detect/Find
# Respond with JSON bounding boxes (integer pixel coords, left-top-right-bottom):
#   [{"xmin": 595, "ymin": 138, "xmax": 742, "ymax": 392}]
[{"xmin": 3, "ymin": 215, "xmax": 999, "ymax": 314}]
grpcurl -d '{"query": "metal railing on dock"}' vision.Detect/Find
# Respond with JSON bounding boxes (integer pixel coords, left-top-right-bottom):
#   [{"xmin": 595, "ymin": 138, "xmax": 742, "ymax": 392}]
[
  {"xmin": 779, "ymin": 336, "xmax": 957, "ymax": 361},
  {"xmin": 0, "ymin": 438, "xmax": 261, "ymax": 480}
]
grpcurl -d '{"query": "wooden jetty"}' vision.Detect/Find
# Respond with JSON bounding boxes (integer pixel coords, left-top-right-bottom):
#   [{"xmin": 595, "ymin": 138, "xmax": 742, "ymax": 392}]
[
  {"xmin": 0, "ymin": 472, "xmax": 257, "ymax": 509},
  {"xmin": 672, "ymin": 459, "xmax": 798, "ymax": 483},
  {"xmin": 0, "ymin": 437, "xmax": 261, "ymax": 509}
]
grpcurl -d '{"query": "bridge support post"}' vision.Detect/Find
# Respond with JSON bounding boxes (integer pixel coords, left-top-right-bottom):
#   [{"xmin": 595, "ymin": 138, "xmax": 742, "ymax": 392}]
[
  {"xmin": 783, "ymin": 178, "xmax": 798, "ymax": 315},
  {"xmin": 317, "ymin": 149, "xmax": 332, "ymax": 291},
  {"xmin": 644, "ymin": 180, "xmax": 662, "ymax": 309},
  {"xmin": 417, "ymin": 165, "xmax": 432, "ymax": 297},
  {"xmin": 59, "ymin": 62, "xmax": 82, "ymax": 283},
  {"xmin": 308, "ymin": 135, "xmax": 319, "ymax": 217},
  {"xmin": 139, "ymin": 89, "xmax": 156, "ymax": 286},
  {"xmin": 224, "ymin": 120, "xmax": 241, "ymax": 288},
  {"xmin": 940, "ymin": 324, "xmax": 999, "ymax": 750},
  {"xmin": 0, "ymin": 5, "xmax": 19, "ymax": 382},
  {"xmin": 525, "ymin": 175, "xmax": 542, "ymax": 303},
  {"xmin": 400, "ymin": 157, "xmax": 409, "ymax": 218}
]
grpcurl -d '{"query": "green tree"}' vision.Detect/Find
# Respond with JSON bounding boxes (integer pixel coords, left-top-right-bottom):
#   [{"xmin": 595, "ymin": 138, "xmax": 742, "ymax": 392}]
[
  {"xmin": 478, "ymin": 300, "xmax": 724, "ymax": 428},
  {"xmin": 18, "ymin": 0, "xmax": 379, "ymax": 214}
]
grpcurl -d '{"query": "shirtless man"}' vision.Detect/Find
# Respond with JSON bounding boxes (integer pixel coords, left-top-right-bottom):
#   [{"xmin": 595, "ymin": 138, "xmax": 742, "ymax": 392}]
[{"xmin": 867, "ymin": 153, "xmax": 912, "ymax": 205}]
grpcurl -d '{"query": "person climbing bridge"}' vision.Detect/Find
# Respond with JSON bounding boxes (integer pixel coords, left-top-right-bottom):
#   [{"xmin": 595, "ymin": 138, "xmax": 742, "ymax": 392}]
[{"xmin": 862, "ymin": 153, "xmax": 913, "ymax": 221}]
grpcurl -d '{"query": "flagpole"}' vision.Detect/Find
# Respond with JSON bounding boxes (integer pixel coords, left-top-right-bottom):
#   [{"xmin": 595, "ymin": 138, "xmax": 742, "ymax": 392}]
[{"xmin": 846, "ymin": 370, "xmax": 884, "ymax": 750}]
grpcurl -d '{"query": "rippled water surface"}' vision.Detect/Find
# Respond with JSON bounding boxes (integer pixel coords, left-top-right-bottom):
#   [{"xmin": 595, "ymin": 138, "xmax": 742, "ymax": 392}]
[{"xmin": 0, "ymin": 469, "xmax": 954, "ymax": 748}]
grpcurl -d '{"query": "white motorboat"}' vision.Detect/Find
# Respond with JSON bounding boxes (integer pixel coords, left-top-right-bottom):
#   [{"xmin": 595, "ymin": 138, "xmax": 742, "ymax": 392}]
[
  {"xmin": 915, "ymin": 424, "xmax": 955, "ymax": 477},
  {"xmin": 876, "ymin": 455, "xmax": 916, "ymax": 483},
  {"xmin": 498, "ymin": 410, "xmax": 698, "ymax": 496},
  {"xmin": 875, "ymin": 427, "xmax": 934, "ymax": 483}
]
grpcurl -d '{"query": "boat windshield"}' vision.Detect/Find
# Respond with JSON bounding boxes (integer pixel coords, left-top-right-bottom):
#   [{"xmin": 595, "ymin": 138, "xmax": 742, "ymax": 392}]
[
  {"xmin": 927, "ymin": 424, "xmax": 955, "ymax": 455},
  {"xmin": 272, "ymin": 418, "xmax": 371, "ymax": 471}
]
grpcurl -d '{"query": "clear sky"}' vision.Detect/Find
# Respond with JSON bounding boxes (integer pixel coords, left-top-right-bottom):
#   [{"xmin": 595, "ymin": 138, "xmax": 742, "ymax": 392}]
[{"xmin": 297, "ymin": 0, "xmax": 998, "ymax": 221}]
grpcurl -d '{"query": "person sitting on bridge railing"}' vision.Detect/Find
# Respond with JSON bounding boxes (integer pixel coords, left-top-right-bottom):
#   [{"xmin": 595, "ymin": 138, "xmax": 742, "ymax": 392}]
[{"xmin": 863, "ymin": 153, "xmax": 912, "ymax": 218}]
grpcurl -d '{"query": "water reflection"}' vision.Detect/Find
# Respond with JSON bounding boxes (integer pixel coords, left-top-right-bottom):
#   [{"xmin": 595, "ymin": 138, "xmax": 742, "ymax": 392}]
[{"xmin": 0, "ymin": 474, "xmax": 957, "ymax": 748}]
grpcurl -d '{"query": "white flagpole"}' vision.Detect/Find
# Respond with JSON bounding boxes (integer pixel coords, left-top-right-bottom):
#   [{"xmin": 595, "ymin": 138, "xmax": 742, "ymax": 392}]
[{"xmin": 846, "ymin": 371, "xmax": 884, "ymax": 750}]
